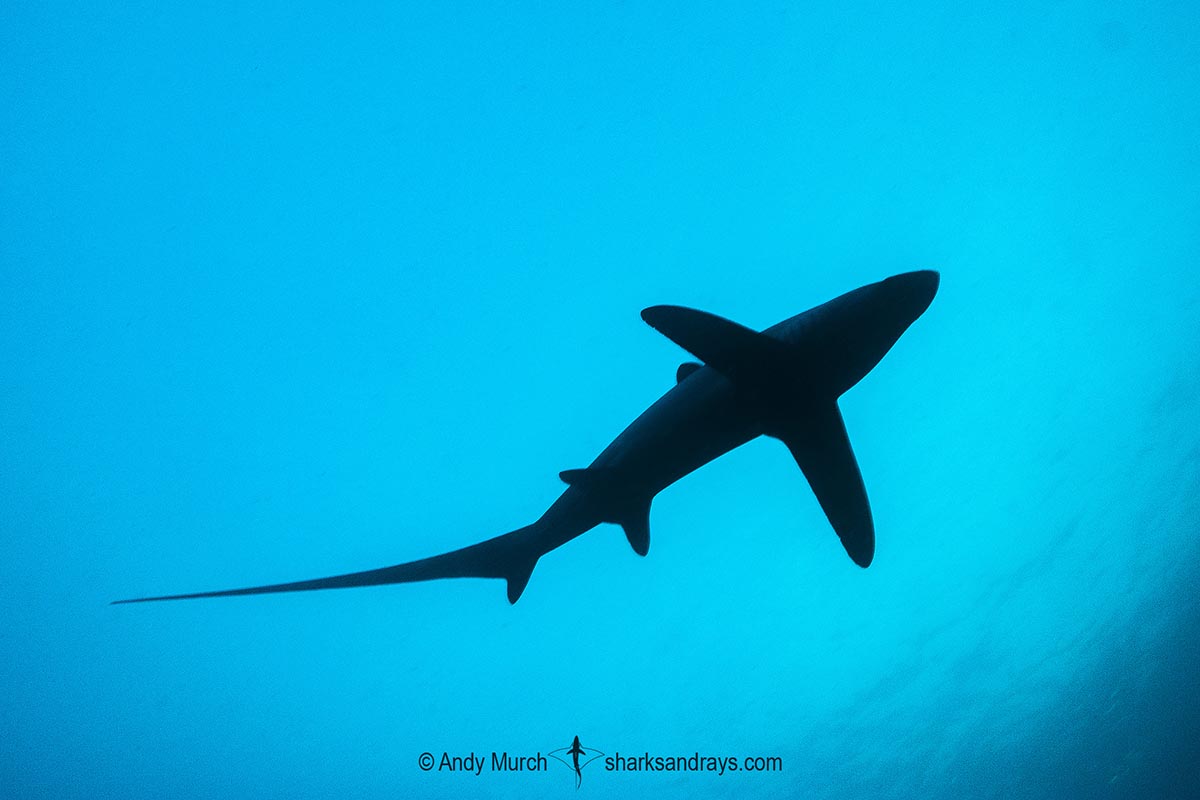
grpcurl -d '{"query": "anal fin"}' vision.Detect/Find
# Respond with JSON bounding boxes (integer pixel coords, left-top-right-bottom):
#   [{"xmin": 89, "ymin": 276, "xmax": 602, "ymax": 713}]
[
  {"xmin": 559, "ymin": 467, "xmax": 653, "ymax": 556},
  {"xmin": 620, "ymin": 501, "xmax": 652, "ymax": 556}
]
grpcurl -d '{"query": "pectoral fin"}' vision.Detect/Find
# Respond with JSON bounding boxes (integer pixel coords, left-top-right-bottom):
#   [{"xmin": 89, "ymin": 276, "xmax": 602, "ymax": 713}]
[
  {"xmin": 776, "ymin": 403, "xmax": 875, "ymax": 567},
  {"xmin": 641, "ymin": 305, "xmax": 794, "ymax": 390}
]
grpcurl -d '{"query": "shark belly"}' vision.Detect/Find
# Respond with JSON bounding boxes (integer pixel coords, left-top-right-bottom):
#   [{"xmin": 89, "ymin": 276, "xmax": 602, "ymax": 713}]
[
  {"xmin": 593, "ymin": 367, "xmax": 763, "ymax": 492},
  {"xmin": 535, "ymin": 367, "xmax": 763, "ymax": 553}
]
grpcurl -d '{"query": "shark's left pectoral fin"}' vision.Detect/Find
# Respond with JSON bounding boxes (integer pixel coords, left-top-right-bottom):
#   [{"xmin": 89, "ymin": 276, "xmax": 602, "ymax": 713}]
[{"xmin": 777, "ymin": 403, "xmax": 875, "ymax": 567}]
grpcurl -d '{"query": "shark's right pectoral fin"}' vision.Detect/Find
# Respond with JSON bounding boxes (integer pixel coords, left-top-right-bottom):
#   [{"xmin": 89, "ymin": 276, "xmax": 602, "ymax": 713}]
[
  {"xmin": 641, "ymin": 305, "xmax": 795, "ymax": 390},
  {"xmin": 777, "ymin": 403, "xmax": 875, "ymax": 568}
]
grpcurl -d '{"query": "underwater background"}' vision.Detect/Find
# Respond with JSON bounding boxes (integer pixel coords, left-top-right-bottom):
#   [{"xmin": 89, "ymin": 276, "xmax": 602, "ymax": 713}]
[{"xmin": 3, "ymin": 2, "xmax": 1198, "ymax": 798}]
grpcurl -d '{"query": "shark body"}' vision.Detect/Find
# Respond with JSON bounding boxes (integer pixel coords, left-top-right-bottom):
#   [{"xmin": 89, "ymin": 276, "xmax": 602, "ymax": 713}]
[{"xmin": 115, "ymin": 270, "xmax": 939, "ymax": 605}]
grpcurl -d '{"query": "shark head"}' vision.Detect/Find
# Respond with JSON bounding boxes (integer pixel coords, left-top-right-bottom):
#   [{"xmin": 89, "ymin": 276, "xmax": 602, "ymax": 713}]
[
  {"xmin": 774, "ymin": 270, "xmax": 940, "ymax": 397},
  {"xmin": 884, "ymin": 269, "xmax": 940, "ymax": 324}
]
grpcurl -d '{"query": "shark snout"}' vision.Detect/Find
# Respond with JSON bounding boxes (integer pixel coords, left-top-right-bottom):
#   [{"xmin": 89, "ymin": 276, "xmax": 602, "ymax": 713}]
[
  {"xmin": 892, "ymin": 268, "xmax": 939, "ymax": 295},
  {"xmin": 887, "ymin": 270, "xmax": 939, "ymax": 316}
]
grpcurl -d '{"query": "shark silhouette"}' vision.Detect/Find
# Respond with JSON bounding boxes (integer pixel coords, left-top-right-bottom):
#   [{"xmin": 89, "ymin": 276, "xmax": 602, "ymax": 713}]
[
  {"xmin": 549, "ymin": 735, "xmax": 604, "ymax": 789},
  {"xmin": 114, "ymin": 271, "xmax": 938, "ymax": 606},
  {"xmin": 568, "ymin": 736, "xmax": 585, "ymax": 786}
]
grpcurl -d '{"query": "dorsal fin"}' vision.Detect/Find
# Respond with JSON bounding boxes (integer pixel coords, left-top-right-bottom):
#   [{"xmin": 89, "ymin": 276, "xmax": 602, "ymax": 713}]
[
  {"xmin": 559, "ymin": 467, "xmax": 616, "ymax": 486},
  {"xmin": 676, "ymin": 362, "xmax": 703, "ymax": 383}
]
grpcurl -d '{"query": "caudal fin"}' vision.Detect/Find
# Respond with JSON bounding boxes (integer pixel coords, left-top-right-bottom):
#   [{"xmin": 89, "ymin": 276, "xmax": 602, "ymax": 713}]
[
  {"xmin": 113, "ymin": 523, "xmax": 548, "ymax": 605},
  {"xmin": 504, "ymin": 554, "xmax": 539, "ymax": 603}
]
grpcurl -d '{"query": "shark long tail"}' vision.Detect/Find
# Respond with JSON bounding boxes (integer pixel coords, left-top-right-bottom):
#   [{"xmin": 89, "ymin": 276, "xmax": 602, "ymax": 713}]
[{"xmin": 112, "ymin": 523, "xmax": 546, "ymax": 605}]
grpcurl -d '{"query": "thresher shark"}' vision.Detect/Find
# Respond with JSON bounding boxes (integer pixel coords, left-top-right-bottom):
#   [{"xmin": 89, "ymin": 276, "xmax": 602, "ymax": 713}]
[{"xmin": 115, "ymin": 271, "xmax": 939, "ymax": 606}]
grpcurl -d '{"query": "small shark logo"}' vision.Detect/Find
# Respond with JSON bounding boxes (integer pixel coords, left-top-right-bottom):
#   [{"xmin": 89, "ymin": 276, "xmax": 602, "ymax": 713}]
[{"xmin": 549, "ymin": 735, "xmax": 604, "ymax": 789}]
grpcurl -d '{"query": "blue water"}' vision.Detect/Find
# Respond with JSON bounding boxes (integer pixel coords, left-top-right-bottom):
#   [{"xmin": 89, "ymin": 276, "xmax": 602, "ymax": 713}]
[{"xmin": 3, "ymin": 3, "xmax": 1198, "ymax": 798}]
